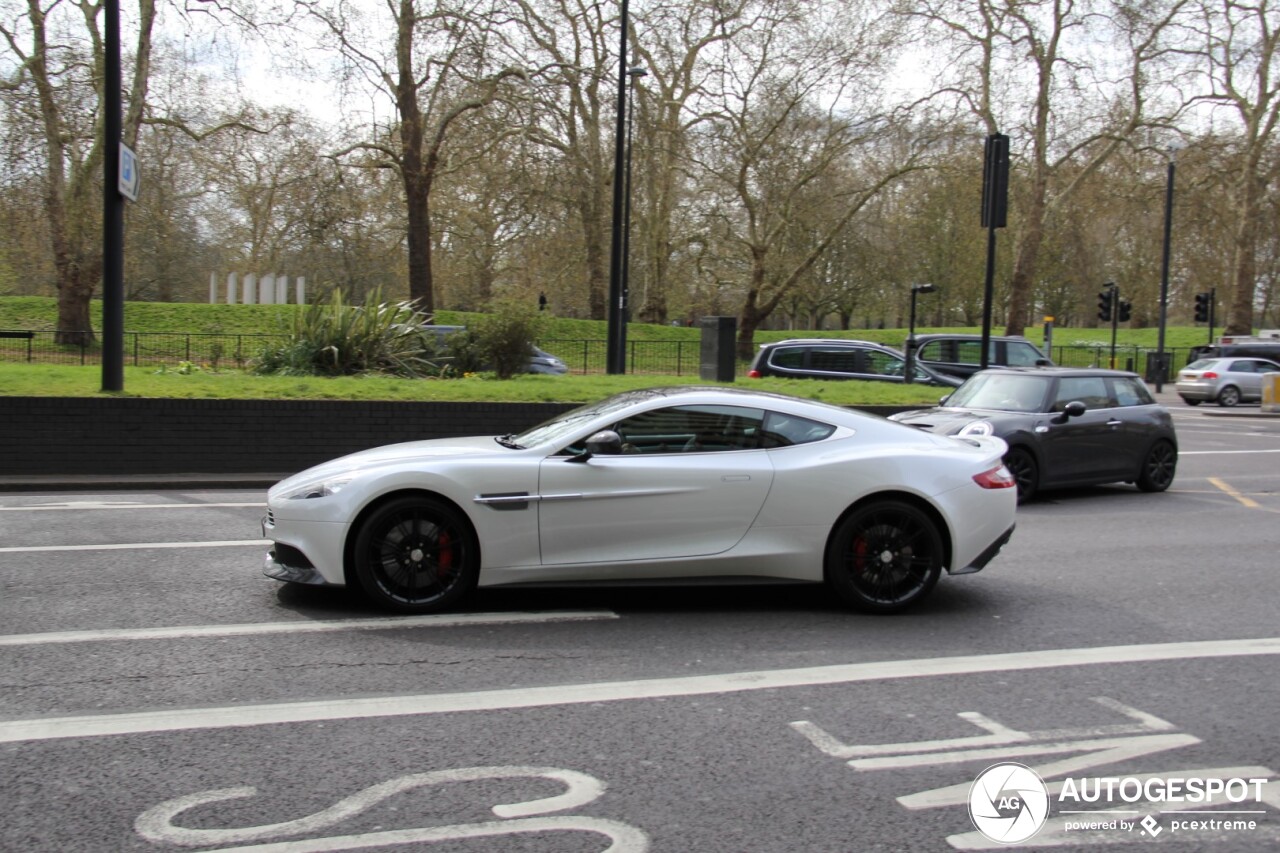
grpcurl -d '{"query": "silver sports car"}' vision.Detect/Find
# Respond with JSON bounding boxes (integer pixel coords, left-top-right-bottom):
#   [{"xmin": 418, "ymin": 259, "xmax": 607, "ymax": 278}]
[{"xmin": 262, "ymin": 387, "xmax": 1017, "ymax": 614}]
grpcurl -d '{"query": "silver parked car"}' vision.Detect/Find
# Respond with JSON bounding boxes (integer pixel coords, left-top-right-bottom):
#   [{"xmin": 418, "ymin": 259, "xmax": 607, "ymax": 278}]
[{"xmin": 1176, "ymin": 357, "xmax": 1280, "ymax": 407}]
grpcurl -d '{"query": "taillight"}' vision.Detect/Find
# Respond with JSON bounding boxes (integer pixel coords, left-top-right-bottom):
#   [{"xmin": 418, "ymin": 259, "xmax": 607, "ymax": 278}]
[
  {"xmin": 747, "ymin": 369, "xmax": 762, "ymax": 378},
  {"xmin": 974, "ymin": 465, "xmax": 1017, "ymax": 489},
  {"xmin": 1201, "ymin": 371, "xmax": 1218, "ymax": 379}
]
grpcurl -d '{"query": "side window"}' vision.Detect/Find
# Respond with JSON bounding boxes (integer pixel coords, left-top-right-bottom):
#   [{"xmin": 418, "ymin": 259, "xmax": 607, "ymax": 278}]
[
  {"xmin": 1053, "ymin": 377, "xmax": 1112, "ymax": 411},
  {"xmin": 1005, "ymin": 342, "xmax": 1042, "ymax": 367},
  {"xmin": 613, "ymin": 405, "xmax": 765, "ymax": 454},
  {"xmin": 1227, "ymin": 360, "xmax": 1253, "ymax": 374},
  {"xmin": 955, "ymin": 341, "xmax": 984, "ymax": 366},
  {"xmin": 809, "ymin": 347, "xmax": 862, "ymax": 374},
  {"xmin": 1111, "ymin": 377, "xmax": 1153, "ymax": 407},
  {"xmin": 769, "ymin": 347, "xmax": 806, "ymax": 370},
  {"xmin": 917, "ymin": 341, "xmax": 947, "ymax": 362},
  {"xmin": 759, "ymin": 411, "xmax": 836, "ymax": 447},
  {"xmin": 862, "ymin": 350, "xmax": 905, "ymax": 377}
]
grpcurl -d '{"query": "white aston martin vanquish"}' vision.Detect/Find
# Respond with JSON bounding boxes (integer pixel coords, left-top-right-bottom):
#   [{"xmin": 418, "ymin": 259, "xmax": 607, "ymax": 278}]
[{"xmin": 262, "ymin": 387, "xmax": 1017, "ymax": 614}]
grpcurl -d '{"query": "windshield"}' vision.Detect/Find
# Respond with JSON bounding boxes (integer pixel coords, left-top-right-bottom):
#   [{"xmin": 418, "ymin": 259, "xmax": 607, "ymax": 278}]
[
  {"xmin": 946, "ymin": 373, "xmax": 1050, "ymax": 413},
  {"xmin": 512, "ymin": 390, "xmax": 667, "ymax": 448}
]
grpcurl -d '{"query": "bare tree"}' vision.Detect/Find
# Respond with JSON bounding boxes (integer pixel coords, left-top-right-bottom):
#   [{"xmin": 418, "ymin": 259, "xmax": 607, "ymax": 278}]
[
  {"xmin": 1176, "ymin": 0, "xmax": 1280, "ymax": 335},
  {"xmin": 301, "ymin": 0, "xmax": 522, "ymax": 312},
  {"xmin": 901, "ymin": 0, "xmax": 1189, "ymax": 335}
]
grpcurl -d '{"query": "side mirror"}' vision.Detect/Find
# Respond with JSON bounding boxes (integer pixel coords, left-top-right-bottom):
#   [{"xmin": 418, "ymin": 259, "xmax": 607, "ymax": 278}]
[
  {"xmin": 1054, "ymin": 400, "xmax": 1087, "ymax": 423},
  {"xmin": 569, "ymin": 430, "xmax": 623, "ymax": 462},
  {"xmin": 939, "ymin": 395, "xmax": 951, "ymax": 406}
]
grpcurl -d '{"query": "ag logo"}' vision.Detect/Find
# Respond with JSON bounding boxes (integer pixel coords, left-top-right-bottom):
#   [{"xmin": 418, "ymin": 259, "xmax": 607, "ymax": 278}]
[{"xmin": 968, "ymin": 762, "xmax": 1050, "ymax": 844}]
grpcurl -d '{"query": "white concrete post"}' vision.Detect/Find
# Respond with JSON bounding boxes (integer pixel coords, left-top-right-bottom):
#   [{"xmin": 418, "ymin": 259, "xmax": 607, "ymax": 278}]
[
  {"xmin": 209, "ymin": 272, "xmax": 217, "ymax": 304},
  {"xmin": 226, "ymin": 272, "xmax": 237, "ymax": 304},
  {"xmin": 295, "ymin": 277, "xmax": 306, "ymax": 305},
  {"xmin": 275, "ymin": 274, "xmax": 287, "ymax": 304},
  {"xmin": 259, "ymin": 273, "xmax": 275, "ymax": 304},
  {"xmin": 243, "ymin": 273, "xmax": 257, "ymax": 305}
]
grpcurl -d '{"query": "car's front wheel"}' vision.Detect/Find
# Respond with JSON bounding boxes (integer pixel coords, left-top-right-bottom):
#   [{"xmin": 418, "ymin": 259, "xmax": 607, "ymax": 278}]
[
  {"xmin": 1003, "ymin": 447, "xmax": 1039, "ymax": 503},
  {"xmin": 825, "ymin": 501, "xmax": 943, "ymax": 613},
  {"xmin": 352, "ymin": 496, "xmax": 479, "ymax": 613},
  {"xmin": 1136, "ymin": 440, "xmax": 1177, "ymax": 493}
]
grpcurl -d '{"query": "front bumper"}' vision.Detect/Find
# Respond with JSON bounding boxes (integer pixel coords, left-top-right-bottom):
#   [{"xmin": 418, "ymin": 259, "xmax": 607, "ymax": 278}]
[
  {"xmin": 950, "ymin": 524, "xmax": 1015, "ymax": 576},
  {"xmin": 261, "ymin": 513, "xmax": 347, "ymax": 586}
]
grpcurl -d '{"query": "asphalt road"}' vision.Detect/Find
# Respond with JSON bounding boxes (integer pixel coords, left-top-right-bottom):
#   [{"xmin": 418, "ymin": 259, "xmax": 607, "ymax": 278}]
[{"xmin": 2, "ymin": 404, "xmax": 1279, "ymax": 852}]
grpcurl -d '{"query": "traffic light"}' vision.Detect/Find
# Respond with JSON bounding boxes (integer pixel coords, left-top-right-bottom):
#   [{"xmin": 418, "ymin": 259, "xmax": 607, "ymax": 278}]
[
  {"xmin": 1118, "ymin": 299, "xmax": 1132, "ymax": 323},
  {"xmin": 1194, "ymin": 291, "xmax": 1211, "ymax": 323},
  {"xmin": 1097, "ymin": 289, "xmax": 1114, "ymax": 322}
]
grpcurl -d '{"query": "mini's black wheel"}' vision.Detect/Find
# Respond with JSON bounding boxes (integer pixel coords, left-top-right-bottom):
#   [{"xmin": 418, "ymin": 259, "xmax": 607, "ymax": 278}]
[
  {"xmin": 1003, "ymin": 447, "xmax": 1039, "ymax": 504},
  {"xmin": 825, "ymin": 501, "xmax": 943, "ymax": 613},
  {"xmin": 352, "ymin": 496, "xmax": 478, "ymax": 613},
  {"xmin": 1136, "ymin": 440, "xmax": 1177, "ymax": 493}
]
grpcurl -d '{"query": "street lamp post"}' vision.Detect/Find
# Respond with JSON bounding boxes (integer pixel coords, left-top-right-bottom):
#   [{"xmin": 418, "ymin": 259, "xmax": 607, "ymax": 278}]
[
  {"xmin": 1155, "ymin": 144, "xmax": 1179, "ymax": 392},
  {"xmin": 621, "ymin": 65, "xmax": 646, "ymax": 328},
  {"xmin": 604, "ymin": 0, "xmax": 632, "ymax": 375},
  {"xmin": 906, "ymin": 283, "xmax": 937, "ymax": 383}
]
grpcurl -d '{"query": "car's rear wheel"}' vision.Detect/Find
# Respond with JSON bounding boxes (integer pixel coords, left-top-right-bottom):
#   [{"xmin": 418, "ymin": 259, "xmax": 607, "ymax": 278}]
[
  {"xmin": 825, "ymin": 501, "xmax": 943, "ymax": 613},
  {"xmin": 1217, "ymin": 385, "xmax": 1241, "ymax": 407},
  {"xmin": 352, "ymin": 496, "xmax": 478, "ymax": 613},
  {"xmin": 1181, "ymin": 397, "xmax": 1201, "ymax": 407},
  {"xmin": 1136, "ymin": 440, "xmax": 1177, "ymax": 493},
  {"xmin": 1003, "ymin": 447, "xmax": 1038, "ymax": 504}
]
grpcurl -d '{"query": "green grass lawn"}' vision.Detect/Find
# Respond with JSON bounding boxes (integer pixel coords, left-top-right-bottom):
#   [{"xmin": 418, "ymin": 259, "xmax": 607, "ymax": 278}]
[
  {"xmin": 0, "ymin": 295, "xmax": 1215, "ymax": 350},
  {"xmin": 0, "ymin": 362, "xmax": 949, "ymax": 406}
]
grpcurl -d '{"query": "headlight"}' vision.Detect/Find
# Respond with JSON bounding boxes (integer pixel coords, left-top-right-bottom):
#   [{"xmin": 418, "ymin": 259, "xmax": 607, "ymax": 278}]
[
  {"xmin": 282, "ymin": 476, "xmax": 355, "ymax": 500},
  {"xmin": 957, "ymin": 420, "xmax": 994, "ymax": 437}
]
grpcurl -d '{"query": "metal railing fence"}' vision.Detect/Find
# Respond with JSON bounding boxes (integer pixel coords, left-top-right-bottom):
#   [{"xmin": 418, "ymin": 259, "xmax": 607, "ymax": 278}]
[{"xmin": 0, "ymin": 330, "xmax": 1199, "ymax": 380}]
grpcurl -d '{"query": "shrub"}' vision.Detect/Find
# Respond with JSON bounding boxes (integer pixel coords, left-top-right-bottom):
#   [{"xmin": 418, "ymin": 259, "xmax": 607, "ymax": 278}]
[
  {"xmin": 473, "ymin": 299, "xmax": 548, "ymax": 379},
  {"xmin": 254, "ymin": 288, "xmax": 440, "ymax": 377}
]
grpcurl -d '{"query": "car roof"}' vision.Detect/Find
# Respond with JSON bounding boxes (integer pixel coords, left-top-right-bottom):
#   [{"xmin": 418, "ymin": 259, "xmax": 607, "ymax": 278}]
[
  {"xmin": 911, "ymin": 333, "xmax": 1037, "ymax": 343},
  {"xmin": 760, "ymin": 338, "xmax": 893, "ymax": 349},
  {"xmin": 972, "ymin": 366, "xmax": 1140, "ymax": 379}
]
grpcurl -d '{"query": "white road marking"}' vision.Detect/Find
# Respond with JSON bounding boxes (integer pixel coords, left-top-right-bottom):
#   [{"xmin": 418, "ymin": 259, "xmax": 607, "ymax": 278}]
[
  {"xmin": 2, "ymin": 636, "xmax": 1278, "ymax": 745},
  {"xmin": 0, "ymin": 502, "xmax": 262, "ymax": 512},
  {"xmin": 0, "ymin": 539, "xmax": 263, "ymax": 554},
  {"xmin": 0, "ymin": 611, "xmax": 620, "ymax": 647},
  {"xmin": 1179, "ymin": 448, "xmax": 1280, "ymax": 455}
]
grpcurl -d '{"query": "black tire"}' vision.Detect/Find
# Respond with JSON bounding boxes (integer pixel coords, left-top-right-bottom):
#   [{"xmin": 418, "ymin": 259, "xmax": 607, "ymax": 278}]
[
  {"xmin": 352, "ymin": 496, "xmax": 479, "ymax": 613},
  {"xmin": 1136, "ymin": 440, "xmax": 1177, "ymax": 493},
  {"xmin": 1217, "ymin": 385, "xmax": 1241, "ymax": 407},
  {"xmin": 825, "ymin": 501, "xmax": 943, "ymax": 613},
  {"xmin": 1181, "ymin": 397, "xmax": 1202, "ymax": 407},
  {"xmin": 1003, "ymin": 447, "xmax": 1039, "ymax": 504}
]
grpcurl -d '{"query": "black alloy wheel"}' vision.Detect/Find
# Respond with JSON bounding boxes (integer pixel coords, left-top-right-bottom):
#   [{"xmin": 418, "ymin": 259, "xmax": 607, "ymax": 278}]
[
  {"xmin": 1003, "ymin": 447, "xmax": 1039, "ymax": 504},
  {"xmin": 825, "ymin": 501, "xmax": 943, "ymax": 613},
  {"xmin": 1136, "ymin": 440, "xmax": 1177, "ymax": 493},
  {"xmin": 352, "ymin": 496, "xmax": 478, "ymax": 613}
]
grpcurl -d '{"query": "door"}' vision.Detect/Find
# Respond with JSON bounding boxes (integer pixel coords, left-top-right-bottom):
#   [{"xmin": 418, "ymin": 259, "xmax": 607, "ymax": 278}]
[
  {"xmin": 537, "ymin": 405, "xmax": 775, "ymax": 566},
  {"xmin": 1038, "ymin": 376, "xmax": 1130, "ymax": 484}
]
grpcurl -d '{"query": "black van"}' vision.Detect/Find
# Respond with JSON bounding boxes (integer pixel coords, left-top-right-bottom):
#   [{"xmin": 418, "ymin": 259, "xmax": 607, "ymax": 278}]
[
  {"xmin": 1187, "ymin": 341, "xmax": 1280, "ymax": 364},
  {"xmin": 910, "ymin": 334, "xmax": 1053, "ymax": 380}
]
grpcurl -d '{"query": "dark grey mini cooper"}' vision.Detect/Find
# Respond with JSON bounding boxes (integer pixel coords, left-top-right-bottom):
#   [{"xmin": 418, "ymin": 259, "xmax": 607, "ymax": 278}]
[{"xmin": 889, "ymin": 367, "xmax": 1177, "ymax": 502}]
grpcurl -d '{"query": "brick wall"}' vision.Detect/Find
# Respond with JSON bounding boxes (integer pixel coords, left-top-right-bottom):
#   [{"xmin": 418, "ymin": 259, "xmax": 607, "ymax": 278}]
[
  {"xmin": 0, "ymin": 397, "xmax": 910, "ymax": 476},
  {"xmin": 0, "ymin": 397, "xmax": 577, "ymax": 475}
]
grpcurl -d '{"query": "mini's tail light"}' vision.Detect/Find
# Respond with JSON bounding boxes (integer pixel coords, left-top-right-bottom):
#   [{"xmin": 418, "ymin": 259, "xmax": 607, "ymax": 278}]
[{"xmin": 974, "ymin": 465, "xmax": 1017, "ymax": 490}]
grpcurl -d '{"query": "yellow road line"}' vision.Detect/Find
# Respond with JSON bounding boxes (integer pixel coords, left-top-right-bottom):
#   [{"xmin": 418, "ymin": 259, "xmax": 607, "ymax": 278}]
[{"xmin": 1208, "ymin": 477, "xmax": 1261, "ymax": 509}]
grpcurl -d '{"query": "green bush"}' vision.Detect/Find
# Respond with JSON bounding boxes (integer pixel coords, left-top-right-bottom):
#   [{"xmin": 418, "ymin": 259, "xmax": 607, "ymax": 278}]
[
  {"xmin": 473, "ymin": 299, "xmax": 548, "ymax": 379},
  {"xmin": 254, "ymin": 288, "xmax": 440, "ymax": 377}
]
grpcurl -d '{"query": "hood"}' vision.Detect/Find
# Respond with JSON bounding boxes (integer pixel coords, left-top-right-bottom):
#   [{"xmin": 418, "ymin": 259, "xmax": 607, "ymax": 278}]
[
  {"xmin": 889, "ymin": 407, "xmax": 991, "ymax": 435},
  {"xmin": 270, "ymin": 435, "xmax": 507, "ymax": 496}
]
